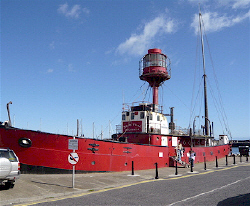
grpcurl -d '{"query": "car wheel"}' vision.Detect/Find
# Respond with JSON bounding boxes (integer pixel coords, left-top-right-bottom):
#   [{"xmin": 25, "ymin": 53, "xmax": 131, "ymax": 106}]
[{"xmin": 4, "ymin": 182, "xmax": 12, "ymax": 189}]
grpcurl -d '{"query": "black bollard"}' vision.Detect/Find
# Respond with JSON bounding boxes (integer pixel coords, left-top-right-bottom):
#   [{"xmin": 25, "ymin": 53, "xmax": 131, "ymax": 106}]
[
  {"xmin": 226, "ymin": 155, "xmax": 228, "ymax": 166},
  {"xmin": 131, "ymin": 161, "xmax": 134, "ymax": 175},
  {"xmin": 155, "ymin": 163, "xmax": 159, "ymax": 179},
  {"xmin": 175, "ymin": 160, "xmax": 178, "ymax": 175},
  {"xmin": 216, "ymin": 156, "xmax": 218, "ymax": 168},
  {"xmin": 190, "ymin": 159, "xmax": 193, "ymax": 172},
  {"xmin": 240, "ymin": 155, "xmax": 242, "ymax": 163},
  {"xmin": 247, "ymin": 156, "xmax": 249, "ymax": 162},
  {"xmin": 233, "ymin": 154, "xmax": 236, "ymax": 165},
  {"xmin": 204, "ymin": 157, "xmax": 206, "ymax": 170}
]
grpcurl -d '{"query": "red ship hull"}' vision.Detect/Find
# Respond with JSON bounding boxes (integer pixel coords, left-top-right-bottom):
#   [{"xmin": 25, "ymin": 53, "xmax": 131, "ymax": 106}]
[{"xmin": 0, "ymin": 126, "xmax": 231, "ymax": 173}]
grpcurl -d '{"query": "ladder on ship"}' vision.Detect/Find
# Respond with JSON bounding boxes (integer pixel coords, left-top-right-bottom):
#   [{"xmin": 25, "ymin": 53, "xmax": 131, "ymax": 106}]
[{"xmin": 170, "ymin": 156, "xmax": 190, "ymax": 168}]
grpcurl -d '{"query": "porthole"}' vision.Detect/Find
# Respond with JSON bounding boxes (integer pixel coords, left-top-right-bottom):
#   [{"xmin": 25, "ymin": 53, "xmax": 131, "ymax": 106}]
[
  {"xmin": 91, "ymin": 161, "xmax": 95, "ymax": 165},
  {"xmin": 18, "ymin": 138, "xmax": 32, "ymax": 148},
  {"xmin": 124, "ymin": 162, "xmax": 127, "ymax": 166}
]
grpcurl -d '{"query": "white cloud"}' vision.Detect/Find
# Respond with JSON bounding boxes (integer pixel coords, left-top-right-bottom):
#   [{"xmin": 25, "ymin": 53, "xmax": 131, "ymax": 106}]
[
  {"xmin": 68, "ymin": 64, "xmax": 75, "ymax": 72},
  {"xmin": 188, "ymin": 0, "xmax": 209, "ymax": 3},
  {"xmin": 117, "ymin": 16, "xmax": 177, "ymax": 56},
  {"xmin": 191, "ymin": 10, "xmax": 250, "ymax": 34},
  {"xmin": 232, "ymin": 0, "xmax": 250, "ymax": 9},
  {"xmin": 57, "ymin": 3, "xmax": 89, "ymax": 19},
  {"xmin": 58, "ymin": 59, "xmax": 64, "ymax": 63},
  {"xmin": 82, "ymin": 7, "xmax": 90, "ymax": 15},
  {"xmin": 232, "ymin": 10, "xmax": 250, "ymax": 23},
  {"xmin": 49, "ymin": 41, "xmax": 55, "ymax": 50},
  {"xmin": 216, "ymin": 0, "xmax": 250, "ymax": 9},
  {"xmin": 47, "ymin": 69, "xmax": 53, "ymax": 73}
]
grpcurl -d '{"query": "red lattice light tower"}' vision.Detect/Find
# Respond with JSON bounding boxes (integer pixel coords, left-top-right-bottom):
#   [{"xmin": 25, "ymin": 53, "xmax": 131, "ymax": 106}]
[{"xmin": 139, "ymin": 48, "xmax": 171, "ymax": 105}]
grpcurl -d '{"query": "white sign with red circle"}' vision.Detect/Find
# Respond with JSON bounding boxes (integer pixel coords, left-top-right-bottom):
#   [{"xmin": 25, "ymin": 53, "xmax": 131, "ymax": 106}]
[{"xmin": 68, "ymin": 152, "xmax": 79, "ymax": 165}]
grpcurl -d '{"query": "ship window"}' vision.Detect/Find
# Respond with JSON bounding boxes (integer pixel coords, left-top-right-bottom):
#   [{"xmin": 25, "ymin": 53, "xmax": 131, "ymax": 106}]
[
  {"xmin": 149, "ymin": 113, "xmax": 153, "ymax": 120},
  {"xmin": 157, "ymin": 115, "xmax": 160, "ymax": 121},
  {"xmin": 143, "ymin": 53, "xmax": 167, "ymax": 68},
  {"xmin": 18, "ymin": 137, "xmax": 32, "ymax": 148},
  {"xmin": 122, "ymin": 114, "xmax": 126, "ymax": 120},
  {"xmin": 131, "ymin": 113, "xmax": 135, "ymax": 120},
  {"xmin": 140, "ymin": 112, "xmax": 145, "ymax": 119}
]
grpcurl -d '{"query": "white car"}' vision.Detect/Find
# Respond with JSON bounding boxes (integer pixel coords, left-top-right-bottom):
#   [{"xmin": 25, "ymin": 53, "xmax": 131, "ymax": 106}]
[{"xmin": 0, "ymin": 148, "xmax": 20, "ymax": 189}]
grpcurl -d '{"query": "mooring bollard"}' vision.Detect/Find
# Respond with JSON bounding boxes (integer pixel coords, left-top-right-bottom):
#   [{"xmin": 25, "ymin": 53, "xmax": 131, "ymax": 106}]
[
  {"xmin": 216, "ymin": 156, "xmax": 218, "ymax": 168},
  {"xmin": 204, "ymin": 157, "xmax": 206, "ymax": 170},
  {"xmin": 233, "ymin": 154, "xmax": 236, "ymax": 164},
  {"xmin": 175, "ymin": 160, "xmax": 178, "ymax": 175},
  {"xmin": 226, "ymin": 155, "xmax": 228, "ymax": 166},
  {"xmin": 131, "ymin": 161, "xmax": 134, "ymax": 175},
  {"xmin": 155, "ymin": 162, "xmax": 159, "ymax": 179}
]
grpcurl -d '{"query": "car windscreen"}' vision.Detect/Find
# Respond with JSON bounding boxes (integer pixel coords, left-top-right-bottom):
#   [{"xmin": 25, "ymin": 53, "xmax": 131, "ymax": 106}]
[{"xmin": 0, "ymin": 150, "xmax": 18, "ymax": 162}]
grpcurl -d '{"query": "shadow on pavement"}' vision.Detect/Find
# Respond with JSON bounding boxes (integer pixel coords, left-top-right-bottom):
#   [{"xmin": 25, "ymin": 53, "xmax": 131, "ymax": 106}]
[
  {"xmin": 217, "ymin": 193, "xmax": 250, "ymax": 206},
  {"xmin": 31, "ymin": 180, "xmax": 72, "ymax": 188}
]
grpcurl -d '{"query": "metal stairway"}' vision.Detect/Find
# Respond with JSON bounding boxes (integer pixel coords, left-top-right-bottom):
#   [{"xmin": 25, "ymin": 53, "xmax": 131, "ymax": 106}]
[{"xmin": 170, "ymin": 156, "xmax": 190, "ymax": 168}]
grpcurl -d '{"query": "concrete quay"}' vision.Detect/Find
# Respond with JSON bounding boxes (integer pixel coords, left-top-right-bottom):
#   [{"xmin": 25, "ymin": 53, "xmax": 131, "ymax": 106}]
[{"xmin": 0, "ymin": 156, "xmax": 249, "ymax": 206}]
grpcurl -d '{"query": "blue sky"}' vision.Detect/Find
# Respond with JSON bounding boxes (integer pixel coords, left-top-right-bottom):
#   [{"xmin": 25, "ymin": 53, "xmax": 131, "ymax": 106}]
[{"xmin": 1, "ymin": 0, "xmax": 249, "ymax": 139}]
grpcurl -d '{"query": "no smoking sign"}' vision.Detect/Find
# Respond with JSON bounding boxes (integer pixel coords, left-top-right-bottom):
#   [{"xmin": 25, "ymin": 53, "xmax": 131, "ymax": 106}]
[{"xmin": 68, "ymin": 152, "xmax": 79, "ymax": 165}]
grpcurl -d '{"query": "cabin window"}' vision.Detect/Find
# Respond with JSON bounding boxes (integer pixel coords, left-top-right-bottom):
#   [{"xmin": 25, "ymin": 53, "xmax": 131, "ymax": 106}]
[
  {"xmin": 122, "ymin": 114, "xmax": 126, "ymax": 120},
  {"xmin": 131, "ymin": 113, "xmax": 135, "ymax": 120},
  {"xmin": 140, "ymin": 112, "xmax": 145, "ymax": 119},
  {"xmin": 149, "ymin": 113, "xmax": 153, "ymax": 120},
  {"xmin": 157, "ymin": 115, "xmax": 160, "ymax": 121}
]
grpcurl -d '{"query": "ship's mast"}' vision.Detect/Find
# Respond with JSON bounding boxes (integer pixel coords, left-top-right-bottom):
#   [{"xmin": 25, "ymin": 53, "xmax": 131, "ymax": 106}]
[{"xmin": 199, "ymin": 10, "xmax": 209, "ymax": 136}]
